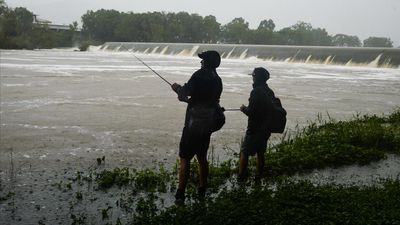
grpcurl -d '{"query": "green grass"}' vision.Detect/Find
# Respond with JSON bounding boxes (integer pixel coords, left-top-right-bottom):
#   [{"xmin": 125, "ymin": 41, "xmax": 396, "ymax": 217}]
[
  {"xmin": 76, "ymin": 109, "xmax": 400, "ymax": 224},
  {"xmin": 266, "ymin": 110, "xmax": 400, "ymax": 176},
  {"xmin": 133, "ymin": 179, "xmax": 400, "ymax": 225}
]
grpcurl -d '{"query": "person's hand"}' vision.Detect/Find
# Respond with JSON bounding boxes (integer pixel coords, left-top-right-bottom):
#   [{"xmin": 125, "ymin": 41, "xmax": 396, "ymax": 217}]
[
  {"xmin": 171, "ymin": 83, "xmax": 181, "ymax": 92},
  {"xmin": 240, "ymin": 104, "xmax": 247, "ymax": 112}
]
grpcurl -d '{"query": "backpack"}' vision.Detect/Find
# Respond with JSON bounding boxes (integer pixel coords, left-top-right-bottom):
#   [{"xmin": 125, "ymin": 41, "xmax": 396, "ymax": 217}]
[
  {"xmin": 268, "ymin": 97, "xmax": 287, "ymax": 133},
  {"xmin": 187, "ymin": 105, "xmax": 225, "ymax": 135}
]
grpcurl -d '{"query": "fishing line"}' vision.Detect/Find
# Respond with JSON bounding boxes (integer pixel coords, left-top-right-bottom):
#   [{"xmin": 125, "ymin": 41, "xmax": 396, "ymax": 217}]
[
  {"xmin": 127, "ymin": 46, "xmax": 242, "ymax": 112},
  {"xmin": 120, "ymin": 43, "xmax": 171, "ymax": 86},
  {"xmin": 132, "ymin": 54, "xmax": 172, "ymax": 86},
  {"xmin": 223, "ymin": 108, "xmax": 241, "ymax": 112},
  {"xmin": 133, "ymin": 54, "xmax": 242, "ymax": 112}
]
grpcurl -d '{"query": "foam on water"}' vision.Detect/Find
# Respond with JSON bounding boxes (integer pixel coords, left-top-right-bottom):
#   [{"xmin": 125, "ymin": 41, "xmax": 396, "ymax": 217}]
[
  {"xmin": 1, "ymin": 123, "xmax": 90, "ymax": 134},
  {"xmin": 2, "ymin": 83, "xmax": 31, "ymax": 87},
  {"xmin": 102, "ymin": 42, "xmax": 400, "ymax": 68},
  {"xmin": 1, "ymin": 49, "xmax": 399, "ymax": 162},
  {"xmin": 1, "ymin": 96, "xmax": 165, "ymax": 113}
]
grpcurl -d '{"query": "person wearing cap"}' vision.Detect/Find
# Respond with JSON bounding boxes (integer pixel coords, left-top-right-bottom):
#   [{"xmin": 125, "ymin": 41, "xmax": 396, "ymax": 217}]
[
  {"xmin": 239, "ymin": 67, "xmax": 275, "ymax": 180},
  {"xmin": 171, "ymin": 50, "xmax": 223, "ymax": 204}
]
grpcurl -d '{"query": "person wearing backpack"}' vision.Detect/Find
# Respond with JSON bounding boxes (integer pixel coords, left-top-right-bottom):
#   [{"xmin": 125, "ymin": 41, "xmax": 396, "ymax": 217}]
[
  {"xmin": 239, "ymin": 67, "xmax": 277, "ymax": 180},
  {"xmin": 171, "ymin": 50, "xmax": 224, "ymax": 204}
]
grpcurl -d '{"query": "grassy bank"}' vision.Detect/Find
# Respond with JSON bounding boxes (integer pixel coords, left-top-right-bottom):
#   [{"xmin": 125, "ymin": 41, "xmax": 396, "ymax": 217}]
[
  {"xmin": 1, "ymin": 110, "xmax": 399, "ymax": 224},
  {"xmin": 266, "ymin": 110, "xmax": 400, "ymax": 176},
  {"xmin": 92, "ymin": 109, "xmax": 400, "ymax": 224},
  {"xmin": 134, "ymin": 179, "xmax": 400, "ymax": 225}
]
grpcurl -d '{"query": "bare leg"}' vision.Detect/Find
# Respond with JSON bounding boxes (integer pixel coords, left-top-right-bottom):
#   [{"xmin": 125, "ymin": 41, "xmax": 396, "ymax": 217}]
[
  {"xmin": 178, "ymin": 158, "xmax": 190, "ymax": 191},
  {"xmin": 256, "ymin": 151, "xmax": 265, "ymax": 177},
  {"xmin": 196, "ymin": 154, "xmax": 209, "ymax": 189},
  {"xmin": 239, "ymin": 152, "xmax": 248, "ymax": 178}
]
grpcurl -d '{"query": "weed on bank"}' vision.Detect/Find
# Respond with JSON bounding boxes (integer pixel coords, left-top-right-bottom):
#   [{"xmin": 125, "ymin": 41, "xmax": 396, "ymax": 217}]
[
  {"xmin": 83, "ymin": 109, "xmax": 400, "ymax": 224},
  {"xmin": 7, "ymin": 110, "xmax": 395, "ymax": 224}
]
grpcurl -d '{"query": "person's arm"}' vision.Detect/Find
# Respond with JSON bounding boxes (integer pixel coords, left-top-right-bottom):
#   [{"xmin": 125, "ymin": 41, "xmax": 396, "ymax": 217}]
[
  {"xmin": 240, "ymin": 104, "xmax": 248, "ymax": 115},
  {"xmin": 240, "ymin": 90, "xmax": 257, "ymax": 116},
  {"xmin": 171, "ymin": 72, "xmax": 197, "ymax": 103},
  {"xmin": 240, "ymin": 90, "xmax": 259, "ymax": 116},
  {"xmin": 171, "ymin": 83, "xmax": 189, "ymax": 102}
]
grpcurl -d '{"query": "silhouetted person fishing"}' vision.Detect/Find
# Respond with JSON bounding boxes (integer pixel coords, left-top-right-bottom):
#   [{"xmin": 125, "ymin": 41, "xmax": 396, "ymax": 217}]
[
  {"xmin": 171, "ymin": 50, "xmax": 224, "ymax": 204},
  {"xmin": 239, "ymin": 67, "xmax": 286, "ymax": 180}
]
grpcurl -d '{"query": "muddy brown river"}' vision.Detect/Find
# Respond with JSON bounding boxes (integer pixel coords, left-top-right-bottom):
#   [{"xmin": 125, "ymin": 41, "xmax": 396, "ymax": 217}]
[{"xmin": 1, "ymin": 48, "xmax": 399, "ymax": 224}]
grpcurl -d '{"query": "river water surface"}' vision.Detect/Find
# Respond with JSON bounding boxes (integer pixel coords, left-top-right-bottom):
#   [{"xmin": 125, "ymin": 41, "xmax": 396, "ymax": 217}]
[
  {"xmin": 1, "ymin": 49, "xmax": 399, "ymax": 167},
  {"xmin": 0, "ymin": 48, "xmax": 399, "ymax": 223}
]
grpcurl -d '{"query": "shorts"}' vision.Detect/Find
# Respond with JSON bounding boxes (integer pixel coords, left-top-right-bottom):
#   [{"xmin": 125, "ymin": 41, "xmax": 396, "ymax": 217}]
[
  {"xmin": 179, "ymin": 126, "xmax": 211, "ymax": 160},
  {"xmin": 241, "ymin": 131, "xmax": 271, "ymax": 157}
]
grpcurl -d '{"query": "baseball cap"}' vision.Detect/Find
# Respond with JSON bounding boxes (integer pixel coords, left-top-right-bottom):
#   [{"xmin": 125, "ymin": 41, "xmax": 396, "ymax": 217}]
[{"xmin": 249, "ymin": 67, "xmax": 270, "ymax": 80}]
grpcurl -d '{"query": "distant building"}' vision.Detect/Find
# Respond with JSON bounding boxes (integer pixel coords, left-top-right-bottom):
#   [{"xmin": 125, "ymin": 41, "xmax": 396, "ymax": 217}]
[
  {"xmin": 33, "ymin": 14, "xmax": 80, "ymax": 32},
  {"xmin": 33, "ymin": 14, "xmax": 51, "ymax": 25}
]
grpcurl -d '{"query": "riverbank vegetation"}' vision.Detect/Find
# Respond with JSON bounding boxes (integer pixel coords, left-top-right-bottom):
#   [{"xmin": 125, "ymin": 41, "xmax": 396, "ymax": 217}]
[
  {"xmin": 0, "ymin": 0, "xmax": 79, "ymax": 49},
  {"xmin": 78, "ymin": 10, "xmax": 394, "ymax": 48},
  {"xmin": 5, "ymin": 109, "xmax": 393, "ymax": 224},
  {"xmin": 0, "ymin": 0, "xmax": 395, "ymax": 50}
]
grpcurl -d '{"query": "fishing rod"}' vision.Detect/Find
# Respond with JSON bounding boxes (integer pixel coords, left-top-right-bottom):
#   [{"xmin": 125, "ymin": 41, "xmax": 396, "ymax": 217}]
[
  {"xmin": 132, "ymin": 54, "xmax": 172, "ymax": 86},
  {"xmin": 128, "ymin": 48, "xmax": 242, "ymax": 112},
  {"xmin": 223, "ymin": 108, "xmax": 241, "ymax": 112},
  {"xmin": 120, "ymin": 43, "xmax": 171, "ymax": 86}
]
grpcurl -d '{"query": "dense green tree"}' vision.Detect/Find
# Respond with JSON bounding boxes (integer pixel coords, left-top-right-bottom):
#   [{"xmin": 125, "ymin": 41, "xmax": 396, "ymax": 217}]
[
  {"xmin": 221, "ymin": 17, "xmax": 249, "ymax": 44},
  {"xmin": 57, "ymin": 21, "xmax": 79, "ymax": 47},
  {"xmin": 163, "ymin": 12, "xmax": 181, "ymax": 42},
  {"xmin": 0, "ymin": 0, "xmax": 7, "ymax": 14},
  {"xmin": 0, "ymin": 5, "xmax": 30, "ymax": 48},
  {"xmin": 170, "ymin": 12, "xmax": 191, "ymax": 42},
  {"xmin": 138, "ymin": 12, "xmax": 166, "ymax": 42},
  {"xmin": 29, "ymin": 25, "xmax": 55, "ymax": 48},
  {"xmin": 332, "ymin": 34, "xmax": 361, "ymax": 47},
  {"xmin": 187, "ymin": 13, "xmax": 204, "ymax": 43},
  {"xmin": 14, "ymin": 7, "xmax": 33, "ymax": 35},
  {"xmin": 258, "ymin": 19, "xmax": 275, "ymax": 31},
  {"xmin": 250, "ymin": 19, "xmax": 276, "ymax": 44},
  {"xmin": 2, "ymin": 5, "xmax": 396, "ymax": 49},
  {"xmin": 0, "ymin": 4, "xmax": 78, "ymax": 49},
  {"xmin": 174, "ymin": 12, "xmax": 202, "ymax": 43},
  {"xmin": 363, "ymin": 36, "xmax": 393, "ymax": 47},
  {"xmin": 287, "ymin": 21, "xmax": 313, "ymax": 45},
  {"xmin": 277, "ymin": 21, "xmax": 332, "ymax": 46},
  {"xmin": 81, "ymin": 9, "xmax": 121, "ymax": 41},
  {"xmin": 277, "ymin": 27, "xmax": 295, "ymax": 45},
  {"xmin": 0, "ymin": 7, "xmax": 16, "ymax": 37},
  {"xmin": 202, "ymin": 15, "xmax": 220, "ymax": 43},
  {"xmin": 309, "ymin": 28, "xmax": 333, "ymax": 46},
  {"xmin": 81, "ymin": 10, "xmax": 395, "ymax": 47},
  {"xmin": 115, "ymin": 13, "xmax": 140, "ymax": 42}
]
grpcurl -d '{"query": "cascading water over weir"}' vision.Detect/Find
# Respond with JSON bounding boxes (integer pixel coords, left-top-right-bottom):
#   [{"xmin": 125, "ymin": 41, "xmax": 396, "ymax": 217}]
[{"xmin": 98, "ymin": 42, "xmax": 400, "ymax": 68}]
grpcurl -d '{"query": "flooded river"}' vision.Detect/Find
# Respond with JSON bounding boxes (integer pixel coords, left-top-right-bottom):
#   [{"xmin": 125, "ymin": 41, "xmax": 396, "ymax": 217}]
[
  {"xmin": 0, "ymin": 48, "xmax": 399, "ymax": 224},
  {"xmin": 1, "ymin": 49, "xmax": 399, "ymax": 168}
]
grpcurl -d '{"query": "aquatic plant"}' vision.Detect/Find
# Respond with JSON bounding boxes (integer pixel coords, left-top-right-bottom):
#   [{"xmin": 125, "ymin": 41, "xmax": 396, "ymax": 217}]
[{"xmin": 96, "ymin": 167, "xmax": 132, "ymax": 189}]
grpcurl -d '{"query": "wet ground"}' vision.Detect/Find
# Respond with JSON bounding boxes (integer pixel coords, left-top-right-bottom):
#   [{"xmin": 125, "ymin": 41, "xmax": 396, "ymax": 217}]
[{"xmin": 0, "ymin": 49, "xmax": 399, "ymax": 224}]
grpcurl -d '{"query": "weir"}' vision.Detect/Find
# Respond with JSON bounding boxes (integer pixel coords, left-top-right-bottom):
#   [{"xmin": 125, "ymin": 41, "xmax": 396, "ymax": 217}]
[{"xmin": 100, "ymin": 42, "xmax": 400, "ymax": 68}]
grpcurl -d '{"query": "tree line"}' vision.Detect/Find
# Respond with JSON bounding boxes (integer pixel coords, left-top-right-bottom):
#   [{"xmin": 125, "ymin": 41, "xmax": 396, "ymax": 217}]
[
  {"xmin": 80, "ymin": 9, "xmax": 394, "ymax": 48},
  {"xmin": 0, "ymin": 0, "xmax": 78, "ymax": 49},
  {"xmin": 0, "ymin": 1, "xmax": 395, "ymax": 49}
]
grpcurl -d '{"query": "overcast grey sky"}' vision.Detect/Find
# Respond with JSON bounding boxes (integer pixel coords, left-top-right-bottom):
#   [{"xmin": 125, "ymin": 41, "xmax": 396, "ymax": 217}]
[{"xmin": 6, "ymin": 0, "xmax": 400, "ymax": 46}]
